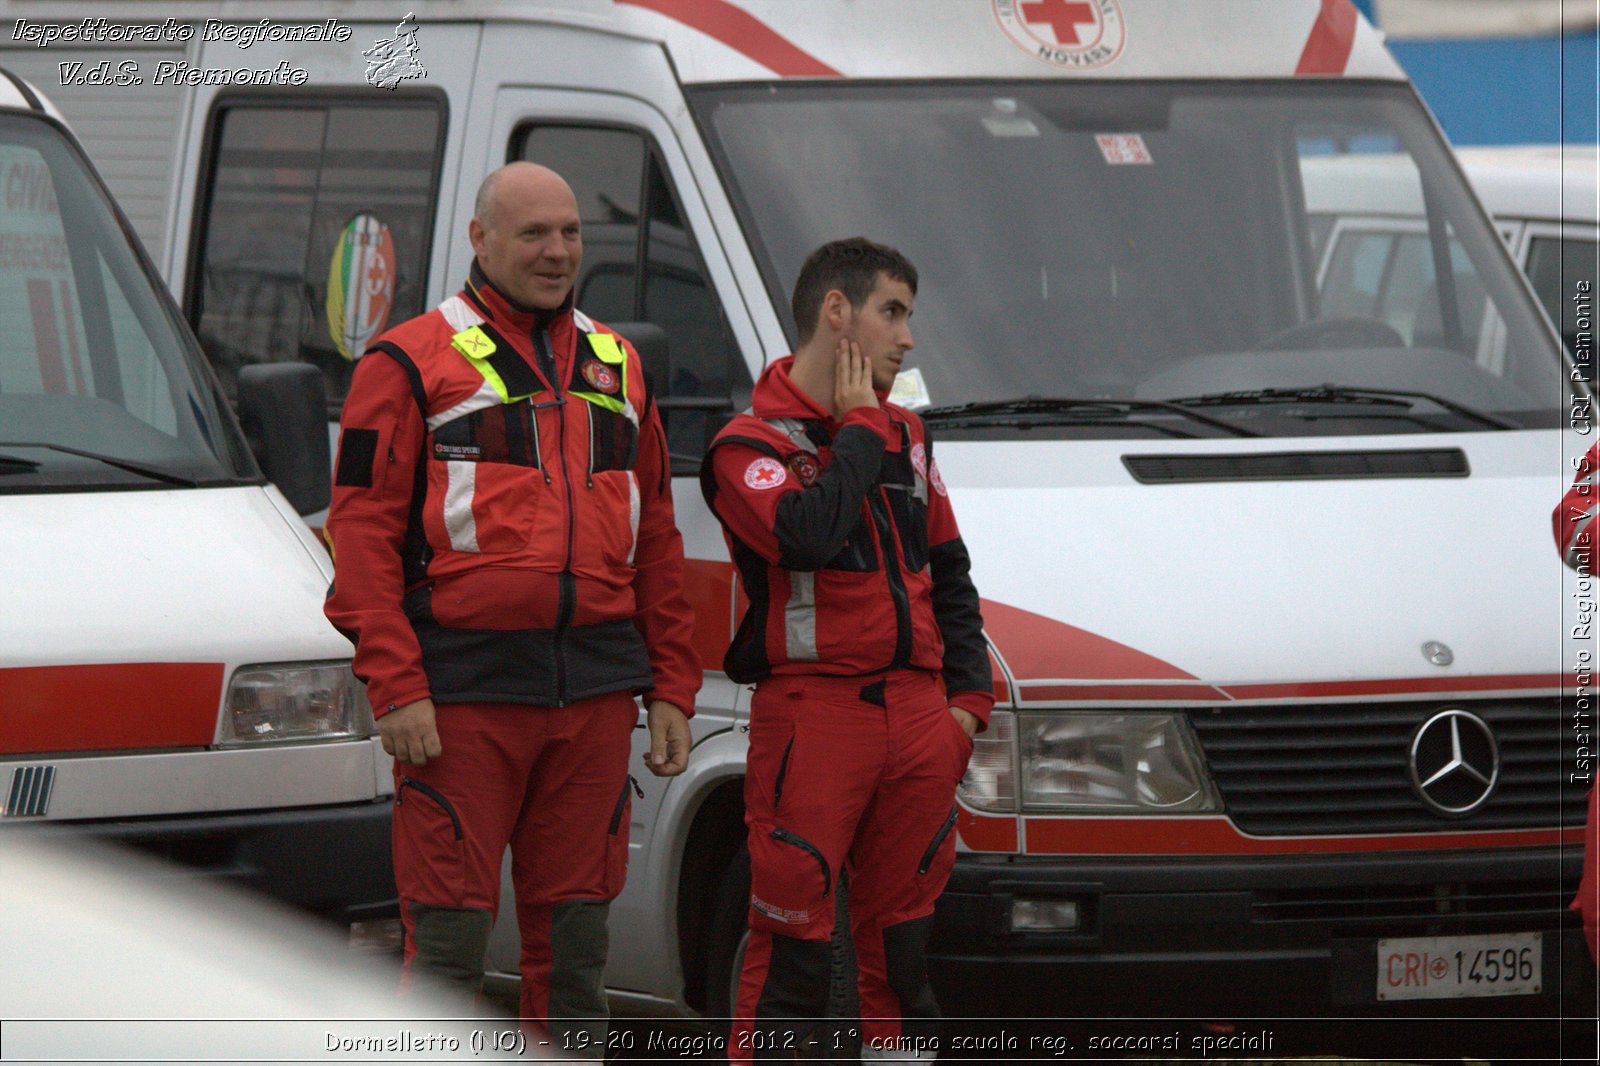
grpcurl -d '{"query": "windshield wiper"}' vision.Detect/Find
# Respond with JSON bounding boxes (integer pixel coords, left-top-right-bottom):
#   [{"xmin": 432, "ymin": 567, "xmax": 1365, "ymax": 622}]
[
  {"xmin": 1162, "ymin": 386, "xmax": 1516, "ymax": 431},
  {"xmin": 0, "ymin": 452, "xmax": 43, "ymax": 475},
  {"xmin": 0, "ymin": 441, "xmax": 202, "ymax": 487},
  {"xmin": 921, "ymin": 397, "xmax": 1259, "ymax": 438}
]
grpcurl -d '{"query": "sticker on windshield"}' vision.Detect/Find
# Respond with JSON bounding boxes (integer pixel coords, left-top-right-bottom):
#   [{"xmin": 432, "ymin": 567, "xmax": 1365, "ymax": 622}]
[
  {"xmin": 890, "ymin": 367, "xmax": 931, "ymax": 409},
  {"xmin": 1096, "ymin": 134, "xmax": 1152, "ymax": 165},
  {"xmin": 326, "ymin": 214, "xmax": 396, "ymax": 361}
]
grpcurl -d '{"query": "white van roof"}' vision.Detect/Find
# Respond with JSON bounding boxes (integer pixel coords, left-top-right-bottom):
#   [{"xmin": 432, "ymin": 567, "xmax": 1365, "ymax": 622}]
[
  {"xmin": 14, "ymin": 0, "xmax": 1405, "ymax": 83},
  {"xmin": 1454, "ymin": 145, "xmax": 1599, "ymax": 225}
]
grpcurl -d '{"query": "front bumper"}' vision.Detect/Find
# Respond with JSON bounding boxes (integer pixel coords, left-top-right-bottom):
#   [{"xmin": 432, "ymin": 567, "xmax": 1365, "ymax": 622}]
[
  {"xmin": 930, "ymin": 846, "xmax": 1592, "ymax": 1018},
  {"xmin": 53, "ymin": 799, "xmax": 396, "ymax": 923}
]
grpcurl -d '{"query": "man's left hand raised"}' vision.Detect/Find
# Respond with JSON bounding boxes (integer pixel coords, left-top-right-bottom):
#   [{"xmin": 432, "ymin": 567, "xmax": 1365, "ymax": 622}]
[{"xmin": 644, "ymin": 700, "xmax": 691, "ymax": 776}]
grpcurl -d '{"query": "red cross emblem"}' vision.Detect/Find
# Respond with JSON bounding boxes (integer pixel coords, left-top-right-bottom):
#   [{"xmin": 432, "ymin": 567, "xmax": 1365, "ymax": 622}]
[
  {"xmin": 744, "ymin": 457, "xmax": 788, "ymax": 491},
  {"xmin": 1020, "ymin": 0, "xmax": 1097, "ymax": 45}
]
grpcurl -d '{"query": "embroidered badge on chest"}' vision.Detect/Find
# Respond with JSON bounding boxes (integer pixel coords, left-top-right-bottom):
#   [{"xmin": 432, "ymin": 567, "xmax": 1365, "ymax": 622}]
[
  {"xmin": 581, "ymin": 358, "xmax": 621, "ymax": 394},
  {"xmin": 787, "ymin": 452, "xmax": 820, "ymax": 487},
  {"xmin": 744, "ymin": 457, "xmax": 788, "ymax": 490},
  {"xmin": 910, "ymin": 442, "xmax": 927, "ymax": 479}
]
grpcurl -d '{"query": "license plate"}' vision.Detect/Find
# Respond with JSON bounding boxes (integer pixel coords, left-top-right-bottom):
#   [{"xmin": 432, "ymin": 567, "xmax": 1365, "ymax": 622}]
[{"xmin": 1376, "ymin": 932, "xmax": 1542, "ymax": 1000}]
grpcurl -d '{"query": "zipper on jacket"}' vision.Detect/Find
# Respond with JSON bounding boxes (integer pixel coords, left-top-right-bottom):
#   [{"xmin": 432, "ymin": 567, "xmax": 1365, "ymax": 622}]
[
  {"xmin": 398, "ymin": 777, "xmax": 464, "ymax": 841},
  {"xmin": 867, "ymin": 490, "xmax": 914, "ymax": 670},
  {"xmin": 773, "ymin": 735, "xmax": 795, "ymax": 807},
  {"xmin": 608, "ymin": 774, "xmax": 642, "ymax": 835},
  {"xmin": 537, "ymin": 325, "xmax": 578, "ymax": 707},
  {"xmin": 770, "ymin": 827, "xmax": 831, "ymax": 897},
  {"xmin": 917, "ymin": 806, "xmax": 959, "ymax": 874}
]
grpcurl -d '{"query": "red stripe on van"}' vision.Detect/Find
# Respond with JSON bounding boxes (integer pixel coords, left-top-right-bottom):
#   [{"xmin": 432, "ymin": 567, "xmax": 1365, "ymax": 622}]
[
  {"xmin": 957, "ymin": 809, "xmax": 1018, "ymax": 853},
  {"xmin": 616, "ymin": 0, "xmax": 843, "ymax": 77},
  {"xmin": 1295, "ymin": 0, "xmax": 1358, "ymax": 75},
  {"xmin": 1024, "ymin": 816, "xmax": 1581, "ymax": 856},
  {"xmin": 684, "ymin": 557, "xmax": 737, "ymax": 673},
  {"xmin": 982, "ymin": 599, "xmax": 1198, "ymax": 683},
  {"xmin": 0, "ymin": 663, "xmax": 224, "ymax": 754},
  {"xmin": 1018, "ymin": 682, "xmax": 1228, "ymax": 703}
]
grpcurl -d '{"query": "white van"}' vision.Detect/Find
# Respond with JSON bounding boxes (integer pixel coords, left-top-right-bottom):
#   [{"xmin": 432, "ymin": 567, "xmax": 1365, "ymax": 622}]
[
  {"xmin": 0, "ymin": 70, "xmax": 395, "ymax": 927},
  {"xmin": 7, "ymin": 0, "xmax": 1590, "ymax": 1041}
]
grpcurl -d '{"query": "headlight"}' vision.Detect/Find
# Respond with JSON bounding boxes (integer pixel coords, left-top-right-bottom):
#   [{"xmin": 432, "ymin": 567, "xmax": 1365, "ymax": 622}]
[
  {"xmin": 1017, "ymin": 711, "xmax": 1220, "ymax": 812},
  {"xmin": 217, "ymin": 662, "xmax": 374, "ymax": 746},
  {"xmin": 958, "ymin": 709, "xmax": 1018, "ymax": 812}
]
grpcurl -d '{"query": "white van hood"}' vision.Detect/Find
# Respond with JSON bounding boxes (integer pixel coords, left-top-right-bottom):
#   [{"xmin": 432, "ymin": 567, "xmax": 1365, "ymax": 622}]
[
  {"xmin": 940, "ymin": 431, "xmax": 1573, "ymax": 701},
  {"xmin": 2, "ymin": 486, "xmax": 345, "ymax": 668}
]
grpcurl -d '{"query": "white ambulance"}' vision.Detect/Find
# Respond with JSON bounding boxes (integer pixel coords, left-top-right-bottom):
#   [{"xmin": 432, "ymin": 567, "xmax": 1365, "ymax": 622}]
[
  {"xmin": 0, "ymin": 70, "xmax": 395, "ymax": 924},
  {"xmin": 6, "ymin": 0, "xmax": 1590, "ymax": 1039}
]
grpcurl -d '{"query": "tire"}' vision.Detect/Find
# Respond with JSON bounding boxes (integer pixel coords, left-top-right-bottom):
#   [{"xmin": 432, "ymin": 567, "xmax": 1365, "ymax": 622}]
[{"xmin": 703, "ymin": 843, "xmax": 861, "ymax": 1063}]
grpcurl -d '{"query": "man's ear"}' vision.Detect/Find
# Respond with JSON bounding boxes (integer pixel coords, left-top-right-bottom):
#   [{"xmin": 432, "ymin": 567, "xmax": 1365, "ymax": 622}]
[
  {"xmin": 822, "ymin": 289, "xmax": 851, "ymax": 333},
  {"xmin": 467, "ymin": 218, "xmax": 486, "ymax": 257}
]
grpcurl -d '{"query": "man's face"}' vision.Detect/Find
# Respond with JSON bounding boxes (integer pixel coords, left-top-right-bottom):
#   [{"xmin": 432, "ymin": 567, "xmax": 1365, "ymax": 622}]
[
  {"xmin": 843, "ymin": 274, "xmax": 915, "ymax": 392},
  {"xmin": 470, "ymin": 170, "xmax": 583, "ymax": 310}
]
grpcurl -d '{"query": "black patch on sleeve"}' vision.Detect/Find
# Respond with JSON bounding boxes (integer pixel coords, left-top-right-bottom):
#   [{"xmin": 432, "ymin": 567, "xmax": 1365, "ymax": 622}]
[{"xmin": 335, "ymin": 428, "xmax": 380, "ymax": 487}]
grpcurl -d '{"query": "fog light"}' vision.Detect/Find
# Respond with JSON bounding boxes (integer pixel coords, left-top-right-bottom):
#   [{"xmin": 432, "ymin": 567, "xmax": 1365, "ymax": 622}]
[{"xmin": 1010, "ymin": 897, "xmax": 1080, "ymax": 932}]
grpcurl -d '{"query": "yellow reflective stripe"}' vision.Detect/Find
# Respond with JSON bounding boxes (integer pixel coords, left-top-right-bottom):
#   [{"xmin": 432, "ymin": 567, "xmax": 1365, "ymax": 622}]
[{"xmin": 450, "ymin": 326, "xmax": 543, "ymax": 404}]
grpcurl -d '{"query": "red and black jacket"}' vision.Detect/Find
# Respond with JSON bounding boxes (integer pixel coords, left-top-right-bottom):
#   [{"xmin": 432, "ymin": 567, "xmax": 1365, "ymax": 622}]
[
  {"xmin": 701, "ymin": 357, "xmax": 993, "ymax": 725},
  {"xmin": 324, "ymin": 263, "xmax": 699, "ymax": 716}
]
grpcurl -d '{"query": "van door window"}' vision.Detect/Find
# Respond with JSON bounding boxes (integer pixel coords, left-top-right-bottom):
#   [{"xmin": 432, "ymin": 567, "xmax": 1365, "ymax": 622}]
[
  {"xmin": 188, "ymin": 95, "xmax": 443, "ymax": 414},
  {"xmin": 514, "ymin": 124, "xmax": 747, "ymax": 469},
  {"xmin": 0, "ymin": 115, "xmax": 251, "ymax": 491},
  {"xmin": 1525, "ymin": 234, "xmax": 1599, "ymax": 358}
]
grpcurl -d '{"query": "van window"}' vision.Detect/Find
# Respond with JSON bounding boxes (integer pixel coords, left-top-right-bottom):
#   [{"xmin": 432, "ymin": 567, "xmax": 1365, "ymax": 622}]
[
  {"xmin": 514, "ymin": 125, "xmax": 747, "ymax": 466},
  {"xmin": 188, "ymin": 95, "xmax": 444, "ymax": 413},
  {"xmin": 0, "ymin": 115, "xmax": 252, "ymax": 491},
  {"xmin": 694, "ymin": 81, "xmax": 1571, "ymax": 437},
  {"xmin": 1525, "ymin": 233, "xmax": 1599, "ymax": 357}
]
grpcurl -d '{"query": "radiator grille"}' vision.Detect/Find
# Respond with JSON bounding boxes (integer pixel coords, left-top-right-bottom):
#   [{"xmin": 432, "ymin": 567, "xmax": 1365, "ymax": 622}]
[{"xmin": 1189, "ymin": 699, "xmax": 1583, "ymax": 836}]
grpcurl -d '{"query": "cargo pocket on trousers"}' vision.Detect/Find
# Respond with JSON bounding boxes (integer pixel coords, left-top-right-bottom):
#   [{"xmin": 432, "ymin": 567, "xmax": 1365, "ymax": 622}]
[
  {"xmin": 747, "ymin": 825, "xmax": 832, "ymax": 936},
  {"xmin": 395, "ymin": 776, "xmax": 468, "ymax": 906},
  {"xmin": 604, "ymin": 775, "xmax": 640, "ymax": 898},
  {"xmin": 916, "ymin": 805, "xmax": 960, "ymax": 879}
]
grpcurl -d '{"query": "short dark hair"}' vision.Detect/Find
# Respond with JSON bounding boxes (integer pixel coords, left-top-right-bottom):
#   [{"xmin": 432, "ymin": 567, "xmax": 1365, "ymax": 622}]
[{"xmin": 791, "ymin": 237, "xmax": 918, "ymax": 344}]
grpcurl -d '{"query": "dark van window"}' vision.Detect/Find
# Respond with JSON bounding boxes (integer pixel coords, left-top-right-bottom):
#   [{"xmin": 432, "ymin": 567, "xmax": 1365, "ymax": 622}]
[
  {"xmin": 514, "ymin": 124, "xmax": 747, "ymax": 468},
  {"xmin": 188, "ymin": 95, "xmax": 444, "ymax": 412},
  {"xmin": 1526, "ymin": 234, "xmax": 1599, "ymax": 358}
]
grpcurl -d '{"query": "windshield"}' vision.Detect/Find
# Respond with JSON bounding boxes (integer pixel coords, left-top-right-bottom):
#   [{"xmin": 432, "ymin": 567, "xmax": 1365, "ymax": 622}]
[
  {"xmin": 693, "ymin": 81, "xmax": 1573, "ymax": 438},
  {"xmin": 0, "ymin": 114, "xmax": 253, "ymax": 491}
]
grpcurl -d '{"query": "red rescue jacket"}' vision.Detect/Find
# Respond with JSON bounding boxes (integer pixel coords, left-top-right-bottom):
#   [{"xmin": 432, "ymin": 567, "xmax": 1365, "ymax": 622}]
[
  {"xmin": 701, "ymin": 357, "xmax": 993, "ymax": 724},
  {"xmin": 324, "ymin": 263, "xmax": 699, "ymax": 716}
]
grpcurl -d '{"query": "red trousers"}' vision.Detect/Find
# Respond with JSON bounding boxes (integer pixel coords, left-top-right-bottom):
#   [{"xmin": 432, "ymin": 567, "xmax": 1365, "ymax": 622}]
[
  {"xmin": 390, "ymin": 693, "xmax": 636, "ymax": 1032},
  {"xmin": 731, "ymin": 671, "xmax": 971, "ymax": 1063}
]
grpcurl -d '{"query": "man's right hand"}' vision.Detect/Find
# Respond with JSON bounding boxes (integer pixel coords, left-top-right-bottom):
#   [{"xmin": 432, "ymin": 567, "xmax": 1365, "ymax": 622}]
[
  {"xmin": 379, "ymin": 698, "xmax": 442, "ymax": 766},
  {"xmin": 835, "ymin": 338, "xmax": 879, "ymax": 414}
]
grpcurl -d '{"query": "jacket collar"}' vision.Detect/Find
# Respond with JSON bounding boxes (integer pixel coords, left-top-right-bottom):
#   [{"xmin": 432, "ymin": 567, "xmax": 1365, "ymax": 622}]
[
  {"xmin": 751, "ymin": 355, "xmax": 896, "ymax": 429},
  {"xmin": 462, "ymin": 259, "xmax": 574, "ymax": 334}
]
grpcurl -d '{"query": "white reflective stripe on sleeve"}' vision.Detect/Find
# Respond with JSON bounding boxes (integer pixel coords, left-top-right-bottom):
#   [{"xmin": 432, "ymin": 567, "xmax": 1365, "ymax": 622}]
[
  {"xmin": 443, "ymin": 461, "xmax": 480, "ymax": 552},
  {"xmin": 627, "ymin": 472, "xmax": 641, "ymax": 566},
  {"xmin": 784, "ymin": 571, "xmax": 818, "ymax": 662},
  {"xmin": 437, "ymin": 295, "xmax": 484, "ymax": 332},
  {"xmin": 1567, "ymin": 508, "xmax": 1596, "ymax": 571},
  {"xmin": 572, "ymin": 307, "xmax": 596, "ymax": 333},
  {"xmin": 426, "ymin": 379, "xmax": 501, "ymax": 431}
]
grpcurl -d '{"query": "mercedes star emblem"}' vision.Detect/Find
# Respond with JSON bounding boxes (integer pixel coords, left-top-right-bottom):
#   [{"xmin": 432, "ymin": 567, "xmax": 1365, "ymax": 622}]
[{"xmin": 1408, "ymin": 709, "xmax": 1499, "ymax": 816}]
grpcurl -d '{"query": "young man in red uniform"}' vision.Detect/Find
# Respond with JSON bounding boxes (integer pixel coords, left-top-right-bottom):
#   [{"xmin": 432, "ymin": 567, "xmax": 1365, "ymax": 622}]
[
  {"xmin": 324, "ymin": 162, "xmax": 699, "ymax": 1051},
  {"xmin": 702, "ymin": 238, "xmax": 993, "ymax": 1061}
]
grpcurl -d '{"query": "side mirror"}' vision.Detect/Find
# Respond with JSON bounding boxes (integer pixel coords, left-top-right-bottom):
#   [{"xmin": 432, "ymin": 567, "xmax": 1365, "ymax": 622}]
[{"xmin": 237, "ymin": 363, "xmax": 331, "ymax": 516}]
